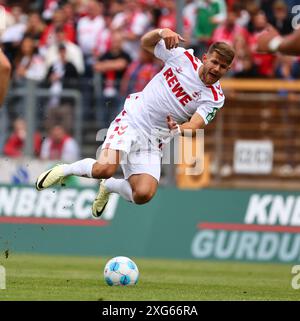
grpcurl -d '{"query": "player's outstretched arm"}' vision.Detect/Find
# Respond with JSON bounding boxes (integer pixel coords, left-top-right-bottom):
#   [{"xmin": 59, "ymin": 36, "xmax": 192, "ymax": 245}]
[
  {"xmin": 0, "ymin": 49, "xmax": 11, "ymax": 107},
  {"xmin": 167, "ymin": 113, "xmax": 205, "ymax": 137},
  {"xmin": 257, "ymin": 24, "xmax": 300, "ymax": 56},
  {"xmin": 141, "ymin": 28, "xmax": 185, "ymax": 55}
]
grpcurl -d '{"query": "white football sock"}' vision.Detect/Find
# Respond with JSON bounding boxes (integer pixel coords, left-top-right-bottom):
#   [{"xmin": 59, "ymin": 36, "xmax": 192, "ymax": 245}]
[
  {"xmin": 61, "ymin": 158, "xmax": 96, "ymax": 178},
  {"xmin": 104, "ymin": 178, "xmax": 134, "ymax": 203}
]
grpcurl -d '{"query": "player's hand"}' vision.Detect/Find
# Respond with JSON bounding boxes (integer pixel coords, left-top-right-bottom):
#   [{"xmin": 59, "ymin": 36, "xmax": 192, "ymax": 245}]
[
  {"xmin": 166, "ymin": 115, "xmax": 181, "ymax": 136},
  {"xmin": 166, "ymin": 115, "xmax": 178, "ymax": 130},
  {"xmin": 160, "ymin": 28, "xmax": 185, "ymax": 50},
  {"xmin": 256, "ymin": 24, "xmax": 281, "ymax": 53}
]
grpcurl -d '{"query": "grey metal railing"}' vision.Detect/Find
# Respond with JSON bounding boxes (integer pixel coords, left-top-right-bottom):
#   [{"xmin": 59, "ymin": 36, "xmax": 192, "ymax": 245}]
[{"xmin": 10, "ymin": 80, "xmax": 83, "ymax": 157}]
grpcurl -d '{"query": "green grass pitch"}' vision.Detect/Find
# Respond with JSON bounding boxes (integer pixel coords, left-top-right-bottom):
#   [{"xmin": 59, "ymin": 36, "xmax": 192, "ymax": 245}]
[{"xmin": 0, "ymin": 253, "xmax": 299, "ymax": 301}]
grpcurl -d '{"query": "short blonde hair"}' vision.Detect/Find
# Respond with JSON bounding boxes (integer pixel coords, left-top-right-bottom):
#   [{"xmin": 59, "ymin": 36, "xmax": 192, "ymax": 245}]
[{"xmin": 208, "ymin": 42, "xmax": 235, "ymax": 65}]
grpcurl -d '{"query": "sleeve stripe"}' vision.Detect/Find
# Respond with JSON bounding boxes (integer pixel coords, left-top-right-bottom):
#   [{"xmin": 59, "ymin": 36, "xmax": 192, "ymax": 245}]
[
  {"xmin": 184, "ymin": 51, "xmax": 198, "ymax": 71},
  {"xmin": 206, "ymin": 85, "xmax": 219, "ymax": 101}
]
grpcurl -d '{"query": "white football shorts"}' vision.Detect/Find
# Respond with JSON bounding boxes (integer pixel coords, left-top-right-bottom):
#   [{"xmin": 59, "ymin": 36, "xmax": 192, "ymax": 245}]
[{"xmin": 101, "ymin": 108, "xmax": 162, "ymax": 182}]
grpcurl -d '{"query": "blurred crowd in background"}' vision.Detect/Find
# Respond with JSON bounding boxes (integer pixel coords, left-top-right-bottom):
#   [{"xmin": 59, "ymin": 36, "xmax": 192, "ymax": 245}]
[{"xmin": 0, "ymin": 0, "xmax": 299, "ymax": 161}]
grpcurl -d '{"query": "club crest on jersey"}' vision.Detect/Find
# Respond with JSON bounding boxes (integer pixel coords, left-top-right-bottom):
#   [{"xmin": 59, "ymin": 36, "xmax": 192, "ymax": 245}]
[
  {"xmin": 192, "ymin": 91, "xmax": 201, "ymax": 99},
  {"xmin": 175, "ymin": 66, "xmax": 183, "ymax": 74}
]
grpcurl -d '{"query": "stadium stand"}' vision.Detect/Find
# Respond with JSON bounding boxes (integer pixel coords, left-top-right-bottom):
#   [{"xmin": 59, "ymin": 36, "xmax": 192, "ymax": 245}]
[{"xmin": 0, "ymin": 0, "xmax": 299, "ymax": 190}]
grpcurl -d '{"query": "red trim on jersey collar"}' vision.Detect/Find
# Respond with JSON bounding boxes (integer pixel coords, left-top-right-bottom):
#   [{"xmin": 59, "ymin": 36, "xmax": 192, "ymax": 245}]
[{"xmin": 184, "ymin": 51, "xmax": 199, "ymax": 71}]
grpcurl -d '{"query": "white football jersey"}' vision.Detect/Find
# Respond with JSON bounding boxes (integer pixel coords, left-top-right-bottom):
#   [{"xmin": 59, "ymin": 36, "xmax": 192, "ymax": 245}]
[{"xmin": 124, "ymin": 39, "xmax": 225, "ymax": 137}]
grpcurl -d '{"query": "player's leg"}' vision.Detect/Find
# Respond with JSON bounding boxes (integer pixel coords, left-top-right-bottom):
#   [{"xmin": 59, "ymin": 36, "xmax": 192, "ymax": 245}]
[
  {"xmin": 36, "ymin": 148, "xmax": 120, "ymax": 191},
  {"xmin": 36, "ymin": 105, "xmax": 130, "ymax": 192},
  {"xmin": 127, "ymin": 149, "xmax": 161, "ymax": 204},
  {"xmin": 102, "ymin": 173, "xmax": 158, "ymax": 204},
  {"xmin": 91, "ymin": 149, "xmax": 123, "ymax": 217},
  {"xmin": 102, "ymin": 177, "xmax": 134, "ymax": 202},
  {"xmin": 100, "ymin": 149, "xmax": 160, "ymax": 206},
  {"xmin": 92, "ymin": 173, "xmax": 158, "ymax": 218},
  {"xmin": 128, "ymin": 174, "xmax": 158, "ymax": 204},
  {"xmin": 92, "ymin": 111, "xmax": 160, "ymax": 216}
]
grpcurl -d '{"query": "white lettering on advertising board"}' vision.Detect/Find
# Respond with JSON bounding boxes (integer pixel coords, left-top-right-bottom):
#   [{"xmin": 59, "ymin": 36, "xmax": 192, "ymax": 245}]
[{"xmin": 233, "ymin": 140, "xmax": 273, "ymax": 174}]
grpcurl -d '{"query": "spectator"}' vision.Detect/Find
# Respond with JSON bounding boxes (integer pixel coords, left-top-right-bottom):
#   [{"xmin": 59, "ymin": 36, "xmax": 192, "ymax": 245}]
[
  {"xmin": 1, "ymin": 5, "xmax": 27, "ymax": 63},
  {"xmin": 40, "ymin": 125, "xmax": 80, "ymax": 162},
  {"xmin": 77, "ymin": 0, "xmax": 106, "ymax": 76},
  {"xmin": 0, "ymin": 48, "xmax": 11, "ymax": 153},
  {"xmin": 0, "ymin": 107, "xmax": 8, "ymax": 154},
  {"xmin": 94, "ymin": 13, "xmax": 113, "ymax": 59},
  {"xmin": 250, "ymin": 11, "xmax": 277, "ymax": 78},
  {"xmin": 231, "ymin": 2, "xmax": 250, "ymax": 28},
  {"xmin": 233, "ymin": 51, "xmax": 260, "ymax": 78},
  {"xmin": 12, "ymin": 36, "xmax": 46, "ymax": 118},
  {"xmin": 291, "ymin": 58, "xmax": 300, "ymax": 79},
  {"xmin": 44, "ymin": 26, "xmax": 84, "ymax": 75},
  {"xmin": 76, "ymin": 0, "xmax": 106, "ymax": 120},
  {"xmin": 275, "ymin": 54, "xmax": 294, "ymax": 80},
  {"xmin": 112, "ymin": 0, "xmax": 151, "ymax": 60},
  {"xmin": 107, "ymin": 0, "xmax": 126, "ymax": 17},
  {"xmin": 245, "ymin": 1, "xmax": 260, "ymax": 34},
  {"xmin": 14, "ymin": 36, "xmax": 46, "ymax": 84},
  {"xmin": 0, "ymin": 4, "xmax": 15, "ymax": 32},
  {"xmin": 3, "ymin": 118, "xmax": 42, "ymax": 158},
  {"xmin": 269, "ymin": 0, "xmax": 293, "ymax": 36},
  {"xmin": 40, "ymin": 7, "xmax": 76, "ymax": 51},
  {"xmin": 72, "ymin": 0, "xmax": 91, "ymax": 18},
  {"xmin": 62, "ymin": 2, "xmax": 79, "ymax": 28},
  {"xmin": 1, "ymin": 5, "xmax": 27, "ymax": 42},
  {"xmin": 46, "ymin": 43, "xmax": 79, "ymax": 102},
  {"xmin": 94, "ymin": 31, "xmax": 131, "ymax": 128},
  {"xmin": 212, "ymin": 7, "xmax": 250, "ymax": 46},
  {"xmin": 0, "ymin": 45, "xmax": 11, "ymax": 107},
  {"xmin": 42, "ymin": 0, "xmax": 60, "ymax": 21},
  {"xmin": 212, "ymin": 8, "xmax": 251, "ymax": 74},
  {"xmin": 120, "ymin": 48, "xmax": 160, "ymax": 96},
  {"xmin": 44, "ymin": 43, "xmax": 79, "ymax": 132},
  {"xmin": 23, "ymin": 11, "xmax": 46, "ymax": 47},
  {"xmin": 183, "ymin": 0, "xmax": 198, "ymax": 38},
  {"xmin": 194, "ymin": 0, "xmax": 227, "ymax": 56},
  {"xmin": 259, "ymin": 0, "xmax": 278, "ymax": 22},
  {"xmin": 158, "ymin": 0, "xmax": 191, "ymax": 41}
]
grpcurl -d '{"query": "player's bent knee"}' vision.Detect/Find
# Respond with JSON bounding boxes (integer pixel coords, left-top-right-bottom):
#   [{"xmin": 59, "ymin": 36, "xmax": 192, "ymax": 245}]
[
  {"xmin": 92, "ymin": 163, "xmax": 117, "ymax": 179},
  {"xmin": 133, "ymin": 189, "xmax": 155, "ymax": 205}
]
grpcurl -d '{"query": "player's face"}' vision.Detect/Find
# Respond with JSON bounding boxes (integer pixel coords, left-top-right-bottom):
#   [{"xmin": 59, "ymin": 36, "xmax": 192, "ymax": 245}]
[{"xmin": 201, "ymin": 52, "xmax": 231, "ymax": 85}]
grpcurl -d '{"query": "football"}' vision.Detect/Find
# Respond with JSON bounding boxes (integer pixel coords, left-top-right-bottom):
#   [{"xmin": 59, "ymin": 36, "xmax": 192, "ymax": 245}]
[{"xmin": 104, "ymin": 256, "xmax": 139, "ymax": 286}]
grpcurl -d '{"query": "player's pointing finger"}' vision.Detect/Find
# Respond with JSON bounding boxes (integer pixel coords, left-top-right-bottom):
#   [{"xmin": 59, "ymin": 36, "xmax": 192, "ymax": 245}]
[{"xmin": 178, "ymin": 35, "xmax": 185, "ymax": 42}]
